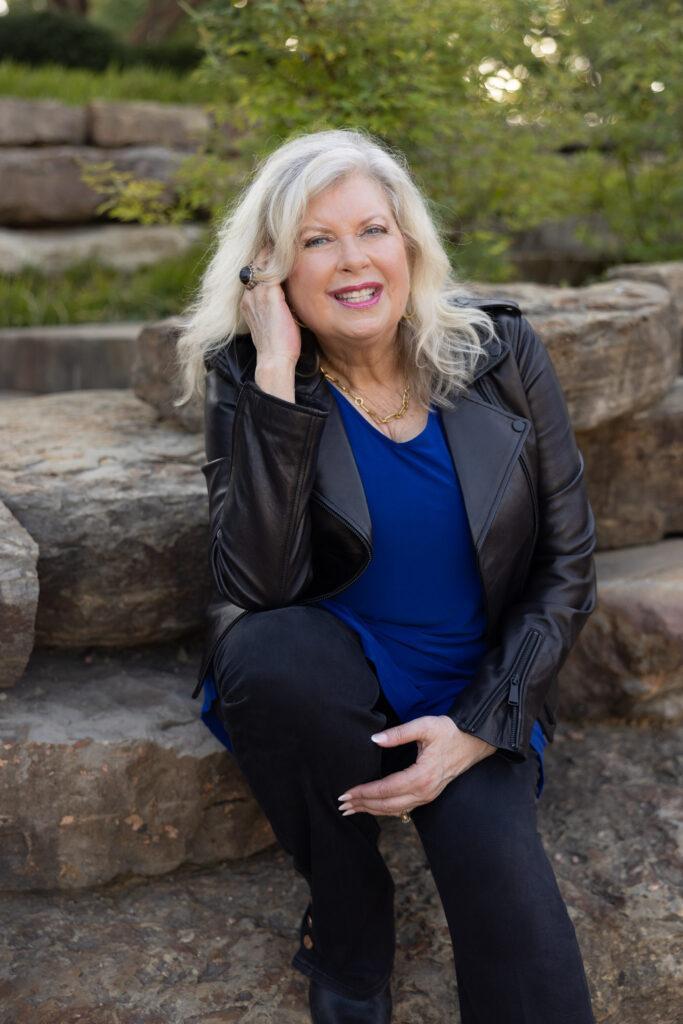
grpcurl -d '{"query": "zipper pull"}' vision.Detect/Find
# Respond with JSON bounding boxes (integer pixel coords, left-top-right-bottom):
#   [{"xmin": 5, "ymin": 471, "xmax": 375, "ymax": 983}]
[{"xmin": 507, "ymin": 673, "xmax": 521, "ymax": 707}]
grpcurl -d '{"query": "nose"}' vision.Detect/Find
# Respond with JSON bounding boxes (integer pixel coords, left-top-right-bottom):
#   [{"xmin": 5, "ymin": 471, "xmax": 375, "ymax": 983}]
[{"xmin": 337, "ymin": 233, "xmax": 371, "ymax": 272}]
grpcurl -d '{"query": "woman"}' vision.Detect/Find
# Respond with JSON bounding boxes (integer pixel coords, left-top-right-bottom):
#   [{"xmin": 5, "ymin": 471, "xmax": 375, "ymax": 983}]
[{"xmin": 175, "ymin": 128, "xmax": 597, "ymax": 1024}]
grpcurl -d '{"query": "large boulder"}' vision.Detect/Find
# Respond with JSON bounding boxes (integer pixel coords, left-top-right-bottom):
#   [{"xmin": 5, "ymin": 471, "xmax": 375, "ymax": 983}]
[
  {"xmin": 469, "ymin": 278, "xmax": 679, "ymax": 430},
  {"xmin": 605, "ymin": 261, "xmax": 683, "ymax": 366},
  {"xmin": 0, "ymin": 389, "xmax": 208, "ymax": 647},
  {"xmin": 0, "ymin": 146, "xmax": 186, "ymax": 226},
  {"xmin": 0, "ymin": 501, "xmax": 39, "ymax": 689},
  {"xmin": 0, "ymin": 323, "xmax": 142, "ymax": 392},
  {"xmin": 0, "ymin": 222, "xmax": 206, "ymax": 274},
  {"xmin": 87, "ymin": 100, "xmax": 210, "ymax": 150},
  {"xmin": 132, "ymin": 317, "xmax": 202, "ymax": 433},
  {"xmin": 0, "ymin": 98, "xmax": 86, "ymax": 146},
  {"xmin": 577, "ymin": 378, "xmax": 683, "ymax": 548},
  {"xmin": 0, "ymin": 643, "xmax": 272, "ymax": 891},
  {"xmin": 561, "ymin": 538, "xmax": 683, "ymax": 725}
]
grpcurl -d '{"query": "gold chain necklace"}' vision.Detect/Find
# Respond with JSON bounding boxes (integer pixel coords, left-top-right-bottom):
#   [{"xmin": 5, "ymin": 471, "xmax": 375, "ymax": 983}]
[{"xmin": 319, "ymin": 365, "xmax": 411, "ymax": 425}]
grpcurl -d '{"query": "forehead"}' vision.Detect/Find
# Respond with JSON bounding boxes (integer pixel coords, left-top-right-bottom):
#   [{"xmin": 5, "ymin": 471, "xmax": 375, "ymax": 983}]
[{"xmin": 301, "ymin": 174, "xmax": 392, "ymax": 227}]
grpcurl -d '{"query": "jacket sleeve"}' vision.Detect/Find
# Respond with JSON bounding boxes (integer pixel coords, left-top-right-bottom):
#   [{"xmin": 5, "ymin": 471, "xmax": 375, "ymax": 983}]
[
  {"xmin": 202, "ymin": 353, "xmax": 329, "ymax": 609},
  {"xmin": 444, "ymin": 313, "xmax": 598, "ymax": 761}
]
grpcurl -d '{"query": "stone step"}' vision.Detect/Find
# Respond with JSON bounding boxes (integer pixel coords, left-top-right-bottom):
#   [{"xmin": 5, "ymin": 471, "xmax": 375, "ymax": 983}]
[
  {"xmin": 577, "ymin": 377, "xmax": 683, "ymax": 548},
  {"xmin": 0, "ymin": 500, "xmax": 38, "ymax": 689},
  {"xmin": 0, "ymin": 222, "xmax": 206, "ymax": 275},
  {"xmin": 0, "ymin": 145, "xmax": 186, "ymax": 227},
  {"xmin": 468, "ymin": 277, "xmax": 679, "ymax": 430},
  {"xmin": 0, "ymin": 641, "xmax": 274, "ymax": 893},
  {"xmin": 0, "ymin": 388, "xmax": 207, "ymax": 648},
  {"xmin": 0, "ymin": 719, "xmax": 679, "ymax": 1022},
  {"xmin": 0, "ymin": 322, "xmax": 143, "ymax": 392},
  {"xmin": 565, "ymin": 537, "xmax": 683, "ymax": 725}
]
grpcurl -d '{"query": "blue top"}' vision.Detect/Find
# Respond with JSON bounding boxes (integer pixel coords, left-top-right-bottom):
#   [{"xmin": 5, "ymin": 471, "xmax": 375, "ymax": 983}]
[{"xmin": 197, "ymin": 383, "xmax": 548, "ymax": 799}]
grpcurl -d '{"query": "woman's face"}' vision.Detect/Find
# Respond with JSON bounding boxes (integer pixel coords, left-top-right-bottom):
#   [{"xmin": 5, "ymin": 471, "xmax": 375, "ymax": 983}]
[{"xmin": 284, "ymin": 172, "xmax": 411, "ymax": 353}]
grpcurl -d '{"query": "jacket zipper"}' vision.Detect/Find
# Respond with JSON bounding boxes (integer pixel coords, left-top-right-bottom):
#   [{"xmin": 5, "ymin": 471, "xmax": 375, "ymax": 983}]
[
  {"xmin": 465, "ymin": 628, "xmax": 542, "ymax": 742},
  {"xmin": 505, "ymin": 628, "xmax": 543, "ymax": 750}
]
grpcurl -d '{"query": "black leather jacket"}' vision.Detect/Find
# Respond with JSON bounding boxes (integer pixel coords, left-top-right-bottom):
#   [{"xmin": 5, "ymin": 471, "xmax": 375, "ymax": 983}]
[{"xmin": 191, "ymin": 298, "xmax": 597, "ymax": 763}]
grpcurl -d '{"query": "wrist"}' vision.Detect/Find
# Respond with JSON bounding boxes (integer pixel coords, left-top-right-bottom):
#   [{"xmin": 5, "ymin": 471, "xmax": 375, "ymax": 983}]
[{"xmin": 254, "ymin": 358, "xmax": 297, "ymax": 403}]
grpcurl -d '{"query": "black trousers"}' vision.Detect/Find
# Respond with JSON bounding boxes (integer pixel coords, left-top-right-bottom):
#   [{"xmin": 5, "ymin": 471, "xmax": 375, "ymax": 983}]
[{"xmin": 212, "ymin": 604, "xmax": 595, "ymax": 1023}]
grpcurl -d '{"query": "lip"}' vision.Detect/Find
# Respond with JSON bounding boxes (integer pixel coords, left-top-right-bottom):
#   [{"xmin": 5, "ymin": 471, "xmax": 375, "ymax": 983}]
[
  {"xmin": 328, "ymin": 282, "xmax": 384, "ymax": 309},
  {"xmin": 327, "ymin": 281, "xmax": 383, "ymax": 296}
]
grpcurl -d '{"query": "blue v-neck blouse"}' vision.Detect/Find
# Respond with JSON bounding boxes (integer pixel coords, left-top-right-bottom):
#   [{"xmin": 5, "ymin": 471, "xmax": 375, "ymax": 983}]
[{"xmin": 198, "ymin": 382, "xmax": 548, "ymax": 799}]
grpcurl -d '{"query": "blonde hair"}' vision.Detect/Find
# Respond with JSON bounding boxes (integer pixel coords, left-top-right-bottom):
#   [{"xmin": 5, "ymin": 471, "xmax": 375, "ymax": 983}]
[{"xmin": 174, "ymin": 127, "xmax": 497, "ymax": 411}]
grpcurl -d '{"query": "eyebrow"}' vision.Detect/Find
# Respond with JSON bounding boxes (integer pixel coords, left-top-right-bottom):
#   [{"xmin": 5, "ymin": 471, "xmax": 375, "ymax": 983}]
[{"xmin": 300, "ymin": 213, "xmax": 389, "ymax": 233}]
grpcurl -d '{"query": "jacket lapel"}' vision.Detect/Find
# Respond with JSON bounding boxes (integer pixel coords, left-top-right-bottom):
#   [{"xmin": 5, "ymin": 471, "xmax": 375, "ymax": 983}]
[
  {"xmin": 296, "ymin": 327, "xmax": 528, "ymax": 555},
  {"xmin": 229, "ymin": 318, "xmax": 529, "ymax": 559}
]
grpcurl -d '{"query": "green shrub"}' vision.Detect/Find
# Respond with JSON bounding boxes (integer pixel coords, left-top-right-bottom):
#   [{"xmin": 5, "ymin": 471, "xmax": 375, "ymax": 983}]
[
  {"xmin": 0, "ymin": 11, "xmax": 126, "ymax": 71},
  {"xmin": 126, "ymin": 42, "xmax": 203, "ymax": 74},
  {"xmin": 0, "ymin": 241, "xmax": 211, "ymax": 328},
  {"xmin": 0, "ymin": 59, "xmax": 217, "ymax": 104}
]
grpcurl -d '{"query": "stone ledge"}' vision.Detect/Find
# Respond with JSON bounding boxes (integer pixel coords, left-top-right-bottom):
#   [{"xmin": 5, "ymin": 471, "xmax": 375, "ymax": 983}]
[
  {"xmin": 0, "ymin": 322, "xmax": 143, "ymax": 392},
  {"xmin": 0, "ymin": 641, "xmax": 274, "ymax": 893}
]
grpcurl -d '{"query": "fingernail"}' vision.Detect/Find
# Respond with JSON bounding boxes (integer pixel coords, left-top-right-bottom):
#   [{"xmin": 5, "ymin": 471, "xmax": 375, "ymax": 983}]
[
  {"xmin": 370, "ymin": 733, "xmax": 387, "ymax": 743},
  {"xmin": 338, "ymin": 793, "xmax": 351, "ymax": 801},
  {"xmin": 342, "ymin": 809, "xmax": 355, "ymax": 816},
  {"xmin": 339, "ymin": 803, "xmax": 352, "ymax": 813}
]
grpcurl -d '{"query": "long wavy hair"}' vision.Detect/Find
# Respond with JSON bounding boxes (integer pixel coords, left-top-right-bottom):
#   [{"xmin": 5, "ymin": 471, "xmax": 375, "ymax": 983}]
[{"xmin": 174, "ymin": 127, "xmax": 497, "ymax": 411}]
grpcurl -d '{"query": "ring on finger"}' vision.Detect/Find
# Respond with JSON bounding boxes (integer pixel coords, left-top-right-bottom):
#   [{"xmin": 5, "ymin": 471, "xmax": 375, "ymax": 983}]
[{"xmin": 239, "ymin": 262, "xmax": 260, "ymax": 290}]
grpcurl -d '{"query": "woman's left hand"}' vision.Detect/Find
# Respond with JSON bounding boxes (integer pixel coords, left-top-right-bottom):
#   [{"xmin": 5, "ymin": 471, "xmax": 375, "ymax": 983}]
[{"xmin": 337, "ymin": 717, "xmax": 497, "ymax": 818}]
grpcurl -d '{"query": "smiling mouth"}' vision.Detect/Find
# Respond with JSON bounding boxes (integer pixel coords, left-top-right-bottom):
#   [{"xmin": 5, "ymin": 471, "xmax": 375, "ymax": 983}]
[{"xmin": 332, "ymin": 286, "xmax": 382, "ymax": 306}]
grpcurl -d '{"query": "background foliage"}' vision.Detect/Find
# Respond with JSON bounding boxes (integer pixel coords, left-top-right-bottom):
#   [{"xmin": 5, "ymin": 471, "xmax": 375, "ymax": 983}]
[{"xmin": 1, "ymin": 0, "xmax": 681, "ymax": 322}]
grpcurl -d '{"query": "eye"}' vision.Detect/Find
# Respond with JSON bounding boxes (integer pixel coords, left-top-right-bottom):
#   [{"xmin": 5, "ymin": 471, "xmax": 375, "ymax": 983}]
[{"xmin": 303, "ymin": 225, "xmax": 388, "ymax": 248}]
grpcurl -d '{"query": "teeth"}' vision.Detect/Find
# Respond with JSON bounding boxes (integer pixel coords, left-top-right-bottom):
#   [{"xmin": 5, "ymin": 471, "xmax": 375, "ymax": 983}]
[{"xmin": 334, "ymin": 287, "xmax": 377, "ymax": 301}]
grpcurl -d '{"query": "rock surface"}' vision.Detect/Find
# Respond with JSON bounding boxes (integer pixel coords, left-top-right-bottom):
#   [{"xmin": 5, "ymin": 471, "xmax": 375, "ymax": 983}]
[
  {"xmin": 0, "ymin": 223, "xmax": 206, "ymax": 274},
  {"xmin": 606, "ymin": 261, "xmax": 683, "ymax": 363},
  {"xmin": 0, "ymin": 323, "xmax": 142, "ymax": 392},
  {"xmin": 0, "ymin": 97, "xmax": 87, "ymax": 146},
  {"xmin": 0, "ymin": 501, "xmax": 39, "ymax": 689},
  {"xmin": 132, "ymin": 317, "xmax": 203, "ymax": 432},
  {"xmin": 577, "ymin": 378, "xmax": 683, "ymax": 548},
  {"xmin": 470, "ymin": 278, "xmax": 679, "ymax": 429},
  {"xmin": 0, "ymin": 146, "xmax": 186, "ymax": 226},
  {"xmin": 563, "ymin": 539, "xmax": 683, "ymax": 726},
  {"xmin": 0, "ymin": 721, "xmax": 679, "ymax": 1022},
  {"xmin": 87, "ymin": 100, "xmax": 210, "ymax": 151},
  {"xmin": 0, "ymin": 640, "xmax": 272, "ymax": 892},
  {"xmin": 0, "ymin": 389, "xmax": 208, "ymax": 647}
]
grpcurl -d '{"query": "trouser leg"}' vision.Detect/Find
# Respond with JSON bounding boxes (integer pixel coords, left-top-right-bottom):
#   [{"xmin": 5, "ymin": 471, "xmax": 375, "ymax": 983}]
[
  {"xmin": 211, "ymin": 604, "xmax": 396, "ymax": 999},
  {"xmin": 407, "ymin": 748, "xmax": 596, "ymax": 1024}
]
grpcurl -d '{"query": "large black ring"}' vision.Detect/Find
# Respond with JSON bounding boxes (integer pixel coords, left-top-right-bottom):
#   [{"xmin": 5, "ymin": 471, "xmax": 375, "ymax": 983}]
[{"xmin": 239, "ymin": 263, "xmax": 258, "ymax": 290}]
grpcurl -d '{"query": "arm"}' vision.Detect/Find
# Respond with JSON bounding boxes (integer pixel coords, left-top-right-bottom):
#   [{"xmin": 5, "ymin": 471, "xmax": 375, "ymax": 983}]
[
  {"xmin": 202, "ymin": 346, "xmax": 329, "ymax": 609},
  {"xmin": 445, "ymin": 313, "xmax": 598, "ymax": 761}
]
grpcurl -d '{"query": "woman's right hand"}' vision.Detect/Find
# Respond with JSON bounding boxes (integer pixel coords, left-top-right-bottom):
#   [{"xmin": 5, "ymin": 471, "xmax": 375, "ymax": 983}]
[{"xmin": 239, "ymin": 244, "xmax": 303, "ymax": 367}]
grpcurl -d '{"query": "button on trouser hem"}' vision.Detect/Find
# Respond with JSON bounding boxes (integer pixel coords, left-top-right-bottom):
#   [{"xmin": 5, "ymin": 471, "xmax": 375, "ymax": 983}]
[{"xmin": 291, "ymin": 948, "xmax": 393, "ymax": 1000}]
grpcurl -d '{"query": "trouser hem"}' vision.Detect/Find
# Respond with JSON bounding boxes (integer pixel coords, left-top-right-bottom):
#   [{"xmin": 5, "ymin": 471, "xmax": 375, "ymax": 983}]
[{"xmin": 291, "ymin": 949, "xmax": 393, "ymax": 1000}]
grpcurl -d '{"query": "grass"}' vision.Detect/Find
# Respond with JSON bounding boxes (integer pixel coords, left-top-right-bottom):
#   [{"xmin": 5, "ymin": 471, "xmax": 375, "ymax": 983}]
[
  {"xmin": 0, "ymin": 59, "xmax": 221, "ymax": 105},
  {"xmin": 1, "ymin": 240, "xmax": 211, "ymax": 327}
]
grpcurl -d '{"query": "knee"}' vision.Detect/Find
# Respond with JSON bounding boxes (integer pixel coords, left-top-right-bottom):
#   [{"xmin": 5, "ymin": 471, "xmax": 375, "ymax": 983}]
[{"xmin": 212, "ymin": 605, "xmax": 365, "ymax": 714}]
